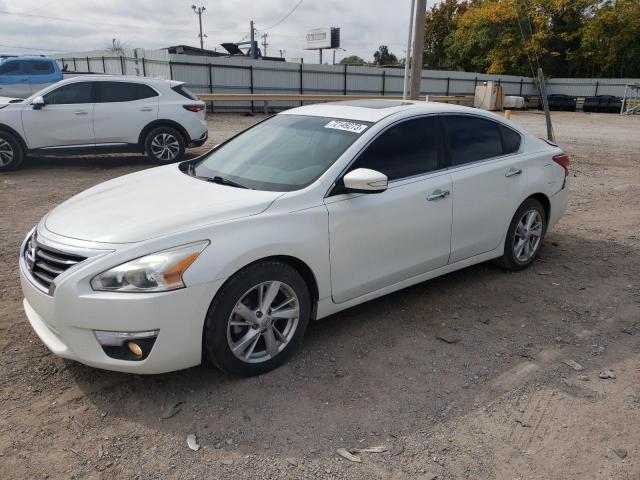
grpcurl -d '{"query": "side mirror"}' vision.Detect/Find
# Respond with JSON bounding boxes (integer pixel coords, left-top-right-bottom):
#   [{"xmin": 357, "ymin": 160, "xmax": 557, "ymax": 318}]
[
  {"xmin": 32, "ymin": 96, "xmax": 45, "ymax": 109},
  {"xmin": 342, "ymin": 168, "xmax": 388, "ymax": 194}
]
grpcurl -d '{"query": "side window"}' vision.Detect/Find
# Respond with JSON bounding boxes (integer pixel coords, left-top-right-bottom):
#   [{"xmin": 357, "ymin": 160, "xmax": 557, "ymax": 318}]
[
  {"xmin": 444, "ymin": 116, "xmax": 503, "ymax": 166},
  {"xmin": 28, "ymin": 60, "xmax": 55, "ymax": 75},
  {"xmin": 43, "ymin": 82, "xmax": 93, "ymax": 105},
  {"xmin": 96, "ymin": 82, "xmax": 158, "ymax": 102},
  {"xmin": 0, "ymin": 61, "xmax": 26, "ymax": 75},
  {"xmin": 348, "ymin": 117, "xmax": 441, "ymax": 181},
  {"xmin": 499, "ymin": 125, "xmax": 521, "ymax": 154}
]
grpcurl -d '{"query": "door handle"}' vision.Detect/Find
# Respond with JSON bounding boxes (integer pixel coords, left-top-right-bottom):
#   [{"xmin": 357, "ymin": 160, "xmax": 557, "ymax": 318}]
[
  {"xmin": 139, "ymin": 107, "xmax": 153, "ymax": 112},
  {"xmin": 427, "ymin": 189, "xmax": 450, "ymax": 201},
  {"xmin": 505, "ymin": 168, "xmax": 522, "ymax": 178},
  {"xmin": 73, "ymin": 110, "xmax": 88, "ymax": 115}
]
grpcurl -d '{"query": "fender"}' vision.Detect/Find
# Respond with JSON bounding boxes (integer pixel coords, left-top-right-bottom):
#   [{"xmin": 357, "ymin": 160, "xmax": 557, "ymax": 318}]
[
  {"xmin": 0, "ymin": 123, "xmax": 28, "ymax": 151},
  {"xmin": 138, "ymin": 119, "xmax": 191, "ymax": 147}
]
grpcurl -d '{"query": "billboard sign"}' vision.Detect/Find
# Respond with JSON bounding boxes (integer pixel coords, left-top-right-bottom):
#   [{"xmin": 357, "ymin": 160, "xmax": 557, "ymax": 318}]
[{"xmin": 305, "ymin": 27, "xmax": 340, "ymax": 50}]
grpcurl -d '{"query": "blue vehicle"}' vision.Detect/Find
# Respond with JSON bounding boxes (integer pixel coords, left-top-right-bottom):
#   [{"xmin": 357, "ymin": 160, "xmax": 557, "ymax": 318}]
[{"xmin": 0, "ymin": 56, "xmax": 63, "ymax": 99}]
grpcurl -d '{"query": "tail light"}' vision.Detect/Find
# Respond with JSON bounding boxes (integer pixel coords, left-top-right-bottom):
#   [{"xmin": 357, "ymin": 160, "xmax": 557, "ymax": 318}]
[
  {"xmin": 552, "ymin": 153, "xmax": 570, "ymax": 177},
  {"xmin": 183, "ymin": 104, "xmax": 205, "ymax": 113}
]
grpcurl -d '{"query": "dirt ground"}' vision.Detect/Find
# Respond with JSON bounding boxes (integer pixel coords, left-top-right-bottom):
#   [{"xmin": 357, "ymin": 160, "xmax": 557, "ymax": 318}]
[{"xmin": 0, "ymin": 110, "xmax": 639, "ymax": 480}]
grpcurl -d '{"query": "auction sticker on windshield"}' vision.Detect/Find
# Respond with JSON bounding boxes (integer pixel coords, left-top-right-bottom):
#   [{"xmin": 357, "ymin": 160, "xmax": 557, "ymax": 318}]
[{"xmin": 324, "ymin": 120, "xmax": 369, "ymax": 134}]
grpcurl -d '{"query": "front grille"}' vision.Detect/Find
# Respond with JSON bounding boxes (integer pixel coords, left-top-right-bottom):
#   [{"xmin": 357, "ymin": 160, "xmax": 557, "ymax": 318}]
[{"xmin": 24, "ymin": 234, "xmax": 86, "ymax": 290}]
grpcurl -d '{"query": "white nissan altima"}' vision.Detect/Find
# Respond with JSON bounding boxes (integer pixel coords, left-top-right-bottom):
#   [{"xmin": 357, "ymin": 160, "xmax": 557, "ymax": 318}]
[{"xmin": 19, "ymin": 100, "xmax": 569, "ymax": 376}]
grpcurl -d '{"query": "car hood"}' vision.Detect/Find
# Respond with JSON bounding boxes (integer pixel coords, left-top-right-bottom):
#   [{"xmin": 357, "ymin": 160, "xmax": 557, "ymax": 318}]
[{"xmin": 44, "ymin": 165, "xmax": 283, "ymax": 243}]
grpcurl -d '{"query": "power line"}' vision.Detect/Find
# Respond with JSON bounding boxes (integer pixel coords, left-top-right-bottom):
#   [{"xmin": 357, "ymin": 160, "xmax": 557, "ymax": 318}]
[
  {"xmin": 0, "ymin": 43, "xmax": 62, "ymax": 52},
  {"xmin": 263, "ymin": 0, "xmax": 304, "ymax": 31}
]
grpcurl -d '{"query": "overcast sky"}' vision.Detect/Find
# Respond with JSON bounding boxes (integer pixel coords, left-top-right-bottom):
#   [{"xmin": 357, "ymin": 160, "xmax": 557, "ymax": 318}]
[{"xmin": 0, "ymin": 0, "xmax": 437, "ymax": 63}]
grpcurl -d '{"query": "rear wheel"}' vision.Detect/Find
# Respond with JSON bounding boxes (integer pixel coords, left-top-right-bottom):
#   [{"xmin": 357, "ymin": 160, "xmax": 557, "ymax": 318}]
[
  {"xmin": 0, "ymin": 131, "xmax": 24, "ymax": 171},
  {"xmin": 203, "ymin": 261, "xmax": 311, "ymax": 377},
  {"xmin": 144, "ymin": 126, "xmax": 185, "ymax": 164},
  {"xmin": 495, "ymin": 198, "xmax": 546, "ymax": 271}
]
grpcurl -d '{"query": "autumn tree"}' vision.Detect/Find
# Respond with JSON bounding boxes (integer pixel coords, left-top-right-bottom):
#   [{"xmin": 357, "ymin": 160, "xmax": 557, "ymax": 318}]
[
  {"xmin": 423, "ymin": 0, "xmax": 469, "ymax": 68},
  {"xmin": 340, "ymin": 55, "xmax": 367, "ymax": 65}
]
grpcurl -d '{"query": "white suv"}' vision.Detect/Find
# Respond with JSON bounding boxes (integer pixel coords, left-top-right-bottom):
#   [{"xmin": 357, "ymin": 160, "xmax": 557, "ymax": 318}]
[{"xmin": 0, "ymin": 75, "xmax": 207, "ymax": 170}]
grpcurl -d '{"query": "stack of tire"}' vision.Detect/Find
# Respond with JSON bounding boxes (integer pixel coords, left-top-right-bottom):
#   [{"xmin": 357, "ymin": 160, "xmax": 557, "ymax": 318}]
[
  {"xmin": 583, "ymin": 95, "xmax": 622, "ymax": 113},
  {"xmin": 537, "ymin": 94, "xmax": 577, "ymax": 112}
]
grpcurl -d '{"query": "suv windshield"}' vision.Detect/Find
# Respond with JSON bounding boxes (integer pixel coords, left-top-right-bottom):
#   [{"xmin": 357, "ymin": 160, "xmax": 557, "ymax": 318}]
[{"xmin": 192, "ymin": 114, "xmax": 371, "ymax": 191}]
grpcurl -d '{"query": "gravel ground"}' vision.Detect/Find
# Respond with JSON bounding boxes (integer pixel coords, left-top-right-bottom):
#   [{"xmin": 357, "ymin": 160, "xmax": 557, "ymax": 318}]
[{"xmin": 0, "ymin": 111, "xmax": 639, "ymax": 480}]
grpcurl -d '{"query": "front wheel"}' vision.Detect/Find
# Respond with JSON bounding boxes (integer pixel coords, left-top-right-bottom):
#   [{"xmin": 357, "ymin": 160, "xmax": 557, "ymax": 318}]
[
  {"xmin": 0, "ymin": 131, "xmax": 25, "ymax": 171},
  {"xmin": 203, "ymin": 261, "xmax": 311, "ymax": 377},
  {"xmin": 495, "ymin": 198, "xmax": 546, "ymax": 271},
  {"xmin": 144, "ymin": 127, "xmax": 185, "ymax": 164}
]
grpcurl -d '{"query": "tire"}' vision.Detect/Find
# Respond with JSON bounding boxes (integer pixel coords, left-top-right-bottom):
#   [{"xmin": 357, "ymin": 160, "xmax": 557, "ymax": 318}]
[
  {"xmin": 144, "ymin": 126, "xmax": 185, "ymax": 164},
  {"xmin": 494, "ymin": 198, "xmax": 546, "ymax": 271},
  {"xmin": 0, "ymin": 131, "xmax": 25, "ymax": 171},
  {"xmin": 203, "ymin": 261, "xmax": 311, "ymax": 377}
]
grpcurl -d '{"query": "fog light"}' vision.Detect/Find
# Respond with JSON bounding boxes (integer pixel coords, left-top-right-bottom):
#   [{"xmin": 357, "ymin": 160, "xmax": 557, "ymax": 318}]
[
  {"xmin": 94, "ymin": 330, "xmax": 158, "ymax": 361},
  {"xmin": 128, "ymin": 341, "xmax": 143, "ymax": 357}
]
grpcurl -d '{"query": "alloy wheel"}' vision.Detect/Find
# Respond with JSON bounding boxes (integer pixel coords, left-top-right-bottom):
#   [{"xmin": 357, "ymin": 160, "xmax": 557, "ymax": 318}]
[
  {"xmin": 513, "ymin": 209, "xmax": 543, "ymax": 263},
  {"xmin": 150, "ymin": 133, "xmax": 180, "ymax": 161},
  {"xmin": 227, "ymin": 281, "xmax": 300, "ymax": 364},
  {"xmin": 0, "ymin": 138, "xmax": 14, "ymax": 166}
]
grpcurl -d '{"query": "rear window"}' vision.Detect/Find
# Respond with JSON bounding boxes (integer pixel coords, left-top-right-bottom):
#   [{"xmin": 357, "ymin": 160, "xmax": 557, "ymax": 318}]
[
  {"xmin": 172, "ymin": 85, "xmax": 198, "ymax": 100},
  {"xmin": 96, "ymin": 82, "xmax": 158, "ymax": 102},
  {"xmin": 29, "ymin": 60, "xmax": 55, "ymax": 75},
  {"xmin": 499, "ymin": 125, "xmax": 521, "ymax": 154},
  {"xmin": 444, "ymin": 115, "xmax": 503, "ymax": 166}
]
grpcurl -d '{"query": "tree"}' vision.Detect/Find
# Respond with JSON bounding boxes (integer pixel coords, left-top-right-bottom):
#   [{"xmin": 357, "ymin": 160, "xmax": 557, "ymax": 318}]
[
  {"xmin": 340, "ymin": 55, "xmax": 366, "ymax": 65},
  {"xmin": 372, "ymin": 45, "xmax": 398, "ymax": 66},
  {"xmin": 580, "ymin": 0, "xmax": 640, "ymax": 77},
  {"xmin": 423, "ymin": 0, "xmax": 469, "ymax": 68}
]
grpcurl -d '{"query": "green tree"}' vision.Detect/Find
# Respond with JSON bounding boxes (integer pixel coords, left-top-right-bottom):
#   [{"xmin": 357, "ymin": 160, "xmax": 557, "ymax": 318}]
[
  {"xmin": 340, "ymin": 55, "xmax": 366, "ymax": 65},
  {"xmin": 580, "ymin": 0, "xmax": 640, "ymax": 77},
  {"xmin": 372, "ymin": 45, "xmax": 398, "ymax": 66},
  {"xmin": 423, "ymin": 0, "xmax": 469, "ymax": 68}
]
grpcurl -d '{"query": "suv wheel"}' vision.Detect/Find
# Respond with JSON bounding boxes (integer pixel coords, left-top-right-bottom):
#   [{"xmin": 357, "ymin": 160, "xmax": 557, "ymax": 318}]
[
  {"xmin": 0, "ymin": 131, "xmax": 25, "ymax": 171},
  {"xmin": 203, "ymin": 261, "xmax": 311, "ymax": 377},
  {"xmin": 145, "ymin": 126, "xmax": 185, "ymax": 164}
]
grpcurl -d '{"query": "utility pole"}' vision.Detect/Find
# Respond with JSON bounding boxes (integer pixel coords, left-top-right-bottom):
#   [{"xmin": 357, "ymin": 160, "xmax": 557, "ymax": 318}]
[
  {"xmin": 402, "ymin": 0, "xmax": 416, "ymax": 100},
  {"xmin": 261, "ymin": 33, "xmax": 269, "ymax": 57},
  {"xmin": 250, "ymin": 20, "xmax": 257, "ymax": 59},
  {"xmin": 409, "ymin": 0, "xmax": 427, "ymax": 99},
  {"xmin": 191, "ymin": 5, "xmax": 206, "ymax": 50}
]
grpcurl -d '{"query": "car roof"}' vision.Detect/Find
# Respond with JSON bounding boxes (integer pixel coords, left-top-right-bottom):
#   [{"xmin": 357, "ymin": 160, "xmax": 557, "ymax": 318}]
[
  {"xmin": 280, "ymin": 99, "xmax": 495, "ymax": 123},
  {"xmin": 64, "ymin": 75, "xmax": 179, "ymax": 86}
]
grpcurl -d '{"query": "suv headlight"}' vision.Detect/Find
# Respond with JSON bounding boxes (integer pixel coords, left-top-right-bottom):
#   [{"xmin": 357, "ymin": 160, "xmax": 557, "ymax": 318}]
[{"xmin": 91, "ymin": 241, "xmax": 209, "ymax": 293}]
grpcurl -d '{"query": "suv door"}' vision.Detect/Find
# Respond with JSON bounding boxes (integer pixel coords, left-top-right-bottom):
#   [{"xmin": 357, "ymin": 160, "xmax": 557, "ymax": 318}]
[
  {"xmin": 21, "ymin": 81, "xmax": 96, "ymax": 149},
  {"xmin": 93, "ymin": 81, "xmax": 159, "ymax": 145},
  {"xmin": 0, "ymin": 60, "xmax": 30, "ymax": 98},
  {"xmin": 443, "ymin": 115, "xmax": 527, "ymax": 263},
  {"xmin": 325, "ymin": 116, "xmax": 453, "ymax": 304}
]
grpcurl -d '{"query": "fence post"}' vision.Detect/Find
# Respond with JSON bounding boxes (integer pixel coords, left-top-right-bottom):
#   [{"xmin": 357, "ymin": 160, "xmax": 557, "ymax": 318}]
[
  {"xmin": 249, "ymin": 65, "xmax": 254, "ymax": 113},
  {"xmin": 381, "ymin": 70, "xmax": 386, "ymax": 96},
  {"xmin": 446, "ymin": 77, "xmax": 450, "ymax": 96},
  {"xmin": 86, "ymin": 56, "xmax": 90, "ymax": 72},
  {"xmin": 120, "ymin": 56, "xmax": 124, "ymax": 75},
  {"xmin": 299, "ymin": 64, "xmax": 303, "ymax": 106},
  {"xmin": 474, "ymin": 76, "xmax": 478, "ymax": 91},
  {"xmin": 594, "ymin": 81, "xmax": 599, "ymax": 96},
  {"xmin": 142, "ymin": 57, "xmax": 146, "ymax": 77},
  {"xmin": 519, "ymin": 78, "xmax": 523, "ymax": 96},
  {"xmin": 208, "ymin": 64, "xmax": 214, "ymax": 113},
  {"xmin": 343, "ymin": 64, "xmax": 347, "ymax": 95},
  {"xmin": 61, "ymin": 57, "xmax": 65, "ymax": 70},
  {"xmin": 101, "ymin": 56, "xmax": 106, "ymax": 73},
  {"xmin": 169, "ymin": 61, "xmax": 173, "ymax": 80},
  {"xmin": 73, "ymin": 57, "xmax": 77, "ymax": 71}
]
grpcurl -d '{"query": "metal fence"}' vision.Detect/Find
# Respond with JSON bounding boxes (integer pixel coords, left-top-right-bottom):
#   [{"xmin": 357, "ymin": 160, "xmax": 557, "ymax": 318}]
[{"xmin": 54, "ymin": 49, "xmax": 638, "ymax": 112}]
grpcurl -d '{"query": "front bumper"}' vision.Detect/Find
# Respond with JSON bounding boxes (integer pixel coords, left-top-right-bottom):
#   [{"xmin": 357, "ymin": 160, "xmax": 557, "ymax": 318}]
[{"xmin": 19, "ymin": 233, "xmax": 224, "ymax": 374}]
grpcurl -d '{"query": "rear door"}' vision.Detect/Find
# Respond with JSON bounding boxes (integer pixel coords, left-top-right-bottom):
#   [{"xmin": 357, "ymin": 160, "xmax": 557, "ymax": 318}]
[
  {"xmin": 26, "ymin": 59, "xmax": 61, "ymax": 95},
  {"xmin": 92, "ymin": 81, "xmax": 159, "ymax": 145},
  {"xmin": 0, "ymin": 60, "xmax": 30, "ymax": 98},
  {"xmin": 325, "ymin": 116, "xmax": 453, "ymax": 303},
  {"xmin": 21, "ymin": 81, "xmax": 96, "ymax": 149},
  {"xmin": 443, "ymin": 115, "xmax": 527, "ymax": 263}
]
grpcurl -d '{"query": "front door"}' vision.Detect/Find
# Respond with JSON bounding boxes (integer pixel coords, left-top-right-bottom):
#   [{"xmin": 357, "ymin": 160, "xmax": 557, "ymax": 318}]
[
  {"xmin": 21, "ymin": 81, "xmax": 95, "ymax": 149},
  {"xmin": 325, "ymin": 116, "xmax": 453, "ymax": 304}
]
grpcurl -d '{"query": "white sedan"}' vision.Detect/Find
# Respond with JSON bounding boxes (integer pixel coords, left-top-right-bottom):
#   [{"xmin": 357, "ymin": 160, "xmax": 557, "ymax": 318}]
[{"xmin": 19, "ymin": 100, "xmax": 569, "ymax": 376}]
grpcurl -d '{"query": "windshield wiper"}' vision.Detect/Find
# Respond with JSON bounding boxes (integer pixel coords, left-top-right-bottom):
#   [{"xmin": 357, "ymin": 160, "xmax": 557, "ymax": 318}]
[{"xmin": 205, "ymin": 175, "xmax": 249, "ymax": 189}]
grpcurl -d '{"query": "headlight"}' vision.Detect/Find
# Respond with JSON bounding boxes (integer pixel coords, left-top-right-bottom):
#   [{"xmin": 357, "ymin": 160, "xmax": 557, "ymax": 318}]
[{"xmin": 91, "ymin": 241, "xmax": 209, "ymax": 293}]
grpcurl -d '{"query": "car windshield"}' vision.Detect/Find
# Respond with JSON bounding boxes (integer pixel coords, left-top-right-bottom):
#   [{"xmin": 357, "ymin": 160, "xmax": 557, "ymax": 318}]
[{"xmin": 192, "ymin": 114, "xmax": 372, "ymax": 191}]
